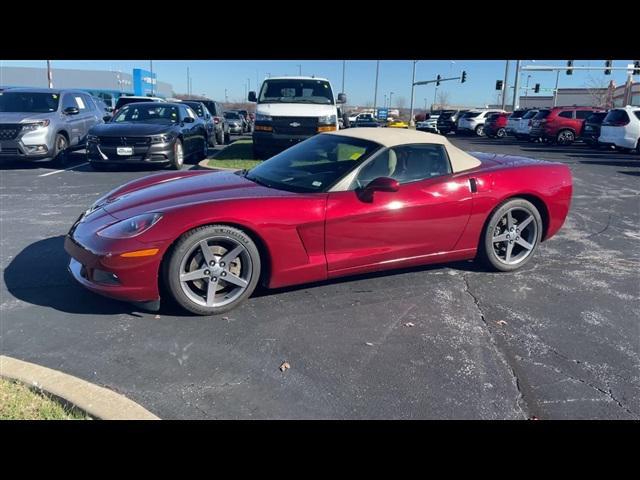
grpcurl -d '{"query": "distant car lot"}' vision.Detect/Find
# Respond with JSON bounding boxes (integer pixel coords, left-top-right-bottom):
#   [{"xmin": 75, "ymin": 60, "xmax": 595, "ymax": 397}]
[{"xmin": 1, "ymin": 134, "xmax": 638, "ymax": 419}]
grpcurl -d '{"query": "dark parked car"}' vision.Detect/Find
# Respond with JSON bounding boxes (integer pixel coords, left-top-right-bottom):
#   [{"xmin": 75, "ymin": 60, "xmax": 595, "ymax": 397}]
[
  {"xmin": 182, "ymin": 101, "xmax": 218, "ymax": 147},
  {"xmin": 87, "ymin": 102, "xmax": 208, "ymax": 170},
  {"xmin": 354, "ymin": 114, "xmax": 380, "ymax": 128},
  {"xmin": 437, "ymin": 110, "xmax": 468, "ymax": 135},
  {"xmin": 581, "ymin": 111, "xmax": 608, "ymax": 147},
  {"xmin": 197, "ymin": 100, "xmax": 229, "ymax": 144},
  {"xmin": 485, "ymin": 113, "xmax": 509, "ymax": 138}
]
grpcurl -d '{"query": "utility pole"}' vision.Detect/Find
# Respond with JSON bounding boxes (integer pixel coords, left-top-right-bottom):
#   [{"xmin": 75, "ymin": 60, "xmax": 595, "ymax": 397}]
[
  {"xmin": 409, "ymin": 60, "xmax": 418, "ymax": 126},
  {"xmin": 501, "ymin": 60, "xmax": 510, "ymax": 110},
  {"xmin": 511, "ymin": 60, "xmax": 521, "ymax": 111},
  {"xmin": 389, "ymin": 91, "xmax": 394, "ymax": 110},
  {"xmin": 373, "ymin": 61, "xmax": 380, "ymax": 114},
  {"xmin": 552, "ymin": 69, "xmax": 560, "ymax": 107},
  {"xmin": 46, "ymin": 60, "xmax": 53, "ymax": 88}
]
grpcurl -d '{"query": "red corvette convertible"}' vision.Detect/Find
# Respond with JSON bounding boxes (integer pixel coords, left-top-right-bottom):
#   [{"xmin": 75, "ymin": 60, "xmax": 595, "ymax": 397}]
[{"xmin": 65, "ymin": 129, "xmax": 572, "ymax": 315}]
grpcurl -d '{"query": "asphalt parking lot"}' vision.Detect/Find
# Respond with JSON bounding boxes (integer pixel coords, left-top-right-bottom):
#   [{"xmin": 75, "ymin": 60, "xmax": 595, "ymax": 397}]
[{"xmin": 1, "ymin": 134, "xmax": 638, "ymax": 419}]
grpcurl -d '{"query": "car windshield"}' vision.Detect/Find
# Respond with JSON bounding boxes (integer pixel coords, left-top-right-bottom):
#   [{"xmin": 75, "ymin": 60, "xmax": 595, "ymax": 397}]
[
  {"xmin": 0, "ymin": 91, "xmax": 60, "ymax": 113},
  {"xmin": 224, "ymin": 112, "xmax": 240, "ymax": 119},
  {"xmin": 258, "ymin": 79, "xmax": 334, "ymax": 104},
  {"xmin": 112, "ymin": 104, "xmax": 179, "ymax": 124},
  {"xmin": 244, "ymin": 134, "xmax": 380, "ymax": 193},
  {"xmin": 587, "ymin": 112, "xmax": 607, "ymax": 123}
]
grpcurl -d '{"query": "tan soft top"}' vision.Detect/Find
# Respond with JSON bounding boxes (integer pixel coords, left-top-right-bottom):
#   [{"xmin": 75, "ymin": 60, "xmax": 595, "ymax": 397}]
[{"xmin": 326, "ymin": 128, "xmax": 481, "ymax": 173}]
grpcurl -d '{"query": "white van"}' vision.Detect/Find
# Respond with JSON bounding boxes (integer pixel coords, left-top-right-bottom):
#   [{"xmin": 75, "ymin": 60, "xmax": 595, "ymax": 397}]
[{"xmin": 248, "ymin": 76, "xmax": 346, "ymax": 158}]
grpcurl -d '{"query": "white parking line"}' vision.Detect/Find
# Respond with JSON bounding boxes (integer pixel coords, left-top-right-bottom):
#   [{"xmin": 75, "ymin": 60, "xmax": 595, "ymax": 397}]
[{"xmin": 38, "ymin": 162, "xmax": 89, "ymax": 177}]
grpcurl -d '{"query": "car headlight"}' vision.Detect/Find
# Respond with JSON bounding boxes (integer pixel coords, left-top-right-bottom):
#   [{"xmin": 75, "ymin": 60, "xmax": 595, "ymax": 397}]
[
  {"xmin": 97, "ymin": 213, "xmax": 163, "ymax": 239},
  {"xmin": 318, "ymin": 115, "xmax": 337, "ymax": 125},
  {"xmin": 21, "ymin": 120, "xmax": 50, "ymax": 131},
  {"xmin": 150, "ymin": 133, "xmax": 176, "ymax": 144},
  {"xmin": 255, "ymin": 114, "xmax": 272, "ymax": 122}
]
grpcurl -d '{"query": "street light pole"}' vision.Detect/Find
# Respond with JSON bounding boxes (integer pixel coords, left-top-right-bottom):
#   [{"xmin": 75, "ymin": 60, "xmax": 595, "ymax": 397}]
[
  {"xmin": 186, "ymin": 67, "xmax": 190, "ymax": 96},
  {"xmin": 501, "ymin": 60, "xmax": 510, "ymax": 110},
  {"xmin": 46, "ymin": 60, "xmax": 53, "ymax": 88},
  {"xmin": 552, "ymin": 69, "xmax": 560, "ymax": 107},
  {"xmin": 373, "ymin": 61, "xmax": 380, "ymax": 114},
  {"xmin": 511, "ymin": 60, "xmax": 521, "ymax": 112},
  {"xmin": 433, "ymin": 86, "xmax": 438, "ymax": 110},
  {"xmin": 296, "ymin": 64, "xmax": 302, "ymax": 75},
  {"xmin": 149, "ymin": 60, "xmax": 154, "ymax": 96},
  {"xmin": 342, "ymin": 60, "xmax": 346, "ymax": 93},
  {"xmin": 409, "ymin": 60, "xmax": 417, "ymax": 126},
  {"xmin": 389, "ymin": 91, "xmax": 394, "ymax": 110}
]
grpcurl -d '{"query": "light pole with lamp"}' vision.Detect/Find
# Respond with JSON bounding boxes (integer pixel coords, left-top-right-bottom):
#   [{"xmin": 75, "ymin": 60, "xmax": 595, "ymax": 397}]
[{"xmin": 409, "ymin": 60, "xmax": 418, "ymax": 126}]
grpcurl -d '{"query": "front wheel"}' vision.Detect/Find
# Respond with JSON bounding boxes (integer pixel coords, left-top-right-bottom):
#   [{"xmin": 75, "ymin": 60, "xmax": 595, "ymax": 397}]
[
  {"xmin": 556, "ymin": 129, "xmax": 575, "ymax": 145},
  {"xmin": 170, "ymin": 139, "xmax": 184, "ymax": 170},
  {"xmin": 496, "ymin": 128, "xmax": 506, "ymax": 138},
  {"xmin": 164, "ymin": 225, "xmax": 261, "ymax": 315},
  {"xmin": 224, "ymin": 131, "xmax": 231, "ymax": 144},
  {"xmin": 52, "ymin": 134, "xmax": 69, "ymax": 167},
  {"xmin": 479, "ymin": 198, "xmax": 543, "ymax": 272},
  {"xmin": 475, "ymin": 124, "xmax": 484, "ymax": 136}
]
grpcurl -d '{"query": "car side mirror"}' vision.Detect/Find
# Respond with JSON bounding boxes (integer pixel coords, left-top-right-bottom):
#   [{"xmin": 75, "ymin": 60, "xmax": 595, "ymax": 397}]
[
  {"xmin": 183, "ymin": 117, "xmax": 195, "ymax": 123},
  {"xmin": 105, "ymin": 107, "xmax": 114, "ymax": 112},
  {"xmin": 248, "ymin": 91, "xmax": 257, "ymax": 102},
  {"xmin": 102, "ymin": 115, "xmax": 112, "ymax": 122},
  {"xmin": 337, "ymin": 93, "xmax": 347, "ymax": 103},
  {"xmin": 63, "ymin": 106, "xmax": 80, "ymax": 115},
  {"xmin": 359, "ymin": 177, "xmax": 399, "ymax": 202}
]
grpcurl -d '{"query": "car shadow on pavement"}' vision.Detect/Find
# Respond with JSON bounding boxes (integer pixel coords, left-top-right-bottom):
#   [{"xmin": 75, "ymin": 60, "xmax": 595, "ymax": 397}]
[
  {"xmin": 578, "ymin": 159, "xmax": 640, "ymax": 167},
  {"xmin": 618, "ymin": 170, "xmax": 640, "ymax": 176},
  {"xmin": 4, "ymin": 235, "xmax": 142, "ymax": 316}
]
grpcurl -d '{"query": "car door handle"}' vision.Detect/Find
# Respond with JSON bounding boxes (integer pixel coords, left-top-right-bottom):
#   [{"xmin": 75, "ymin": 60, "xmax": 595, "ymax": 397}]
[{"xmin": 469, "ymin": 178, "xmax": 478, "ymax": 193}]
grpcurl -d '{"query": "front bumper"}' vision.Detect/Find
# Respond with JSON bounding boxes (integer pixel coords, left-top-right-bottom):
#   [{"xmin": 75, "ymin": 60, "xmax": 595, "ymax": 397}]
[
  {"xmin": 64, "ymin": 220, "xmax": 164, "ymax": 305},
  {"xmin": 597, "ymin": 134, "xmax": 637, "ymax": 149},
  {"xmin": 87, "ymin": 140, "xmax": 175, "ymax": 165},
  {"xmin": 228, "ymin": 124, "xmax": 243, "ymax": 134},
  {"xmin": 252, "ymin": 130, "xmax": 314, "ymax": 152}
]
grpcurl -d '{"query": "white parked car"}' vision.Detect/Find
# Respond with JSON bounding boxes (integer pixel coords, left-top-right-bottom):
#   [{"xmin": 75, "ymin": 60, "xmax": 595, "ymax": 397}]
[
  {"xmin": 598, "ymin": 106, "xmax": 640, "ymax": 153},
  {"xmin": 514, "ymin": 109, "xmax": 539, "ymax": 140},
  {"xmin": 506, "ymin": 110, "xmax": 530, "ymax": 136},
  {"xmin": 457, "ymin": 109, "xmax": 505, "ymax": 136}
]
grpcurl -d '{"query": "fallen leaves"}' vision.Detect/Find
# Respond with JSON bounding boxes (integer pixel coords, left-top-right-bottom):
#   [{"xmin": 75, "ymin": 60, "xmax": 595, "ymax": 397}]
[{"xmin": 279, "ymin": 362, "xmax": 290, "ymax": 372}]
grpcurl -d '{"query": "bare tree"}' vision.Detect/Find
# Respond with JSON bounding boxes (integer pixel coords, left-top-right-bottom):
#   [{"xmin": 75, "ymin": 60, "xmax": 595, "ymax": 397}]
[
  {"xmin": 395, "ymin": 96, "xmax": 407, "ymax": 109},
  {"xmin": 584, "ymin": 75, "xmax": 614, "ymax": 109},
  {"xmin": 436, "ymin": 91, "xmax": 451, "ymax": 109}
]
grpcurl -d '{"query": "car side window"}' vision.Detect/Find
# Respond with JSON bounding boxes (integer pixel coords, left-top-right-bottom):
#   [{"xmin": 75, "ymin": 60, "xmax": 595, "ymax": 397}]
[
  {"xmin": 635, "ymin": 111, "xmax": 640, "ymax": 120},
  {"xmin": 82, "ymin": 94, "xmax": 96, "ymax": 111},
  {"xmin": 558, "ymin": 111, "xmax": 573, "ymax": 119},
  {"xmin": 178, "ymin": 105, "xmax": 190, "ymax": 120},
  {"xmin": 352, "ymin": 144, "xmax": 452, "ymax": 188},
  {"xmin": 576, "ymin": 110, "xmax": 593, "ymax": 119}
]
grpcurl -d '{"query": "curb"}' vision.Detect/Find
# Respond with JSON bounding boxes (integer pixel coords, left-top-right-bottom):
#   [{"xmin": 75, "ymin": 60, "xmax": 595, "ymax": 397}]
[
  {"xmin": 0, "ymin": 355, "xmax": 159, "ymax": 420},
  {"xmin": 197, "ymin": 159, "xmax": 240, "ymax": 171}
]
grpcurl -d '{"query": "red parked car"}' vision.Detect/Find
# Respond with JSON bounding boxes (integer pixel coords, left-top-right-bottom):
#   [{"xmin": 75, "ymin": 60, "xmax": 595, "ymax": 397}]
[
  {"xmin": 484, "ymin": 113, "xmax": 510, "ymax": 138},
  {"xmin": 529, "ymin": 106, "xmax": 603, "ymax": 145},
  {"xmin": 65, "ymin": 129, "xmax": 572, "ymax": 315}
]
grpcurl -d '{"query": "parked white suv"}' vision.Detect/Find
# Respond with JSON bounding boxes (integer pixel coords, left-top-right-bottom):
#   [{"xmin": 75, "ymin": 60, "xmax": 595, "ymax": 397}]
[
  {"xmin": 598, "ymin": 106, "xmax": 640, "ymax": 153},
  {"xmin": 514, "ymin": 109, "xmax": 539, "ymax": 140},
  {"xmin": 458, "ymin": 109, "xmax": 505, "ymax": 136}
]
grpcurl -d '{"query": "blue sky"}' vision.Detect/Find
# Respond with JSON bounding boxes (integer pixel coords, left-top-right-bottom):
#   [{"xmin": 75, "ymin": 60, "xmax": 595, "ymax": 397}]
[{"xmin": 1, "ymin": 59, "xmax": 635, "ymax": 108}]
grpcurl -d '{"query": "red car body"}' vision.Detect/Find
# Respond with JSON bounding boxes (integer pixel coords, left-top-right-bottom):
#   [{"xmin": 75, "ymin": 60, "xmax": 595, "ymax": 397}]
[
  {"xmin": 484, "ymin": 113, "xmax": 509, "ymax": 138},
  {"xmin": 530, "ymin": 106, "xmax": 603, "ymax": 143},
  {"xmin": 64, "ymin": 152, "xmax": 572, "ymax": 309}
]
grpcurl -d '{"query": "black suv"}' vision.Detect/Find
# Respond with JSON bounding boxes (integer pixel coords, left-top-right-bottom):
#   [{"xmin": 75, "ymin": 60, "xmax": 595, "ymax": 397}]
[
  {"xmin": 198, "ymin": 100, "xmax": 230, "ymax": 144},
  {"xmin": 437, "ymin": 110, "xmax": 468, "ymax": 135},
  {"xmin": 581, "ymin": 111, "xmax": 608, "ymax": 148}
]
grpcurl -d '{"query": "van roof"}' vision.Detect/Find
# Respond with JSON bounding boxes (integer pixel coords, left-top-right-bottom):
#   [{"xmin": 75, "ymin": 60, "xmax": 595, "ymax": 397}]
[{"xmin": 264, "ymin": 76, "xmax": 330, "ymax": 82}]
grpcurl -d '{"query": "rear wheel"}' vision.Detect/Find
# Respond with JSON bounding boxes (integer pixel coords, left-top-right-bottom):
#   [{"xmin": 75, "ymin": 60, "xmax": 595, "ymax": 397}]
[
  {"xmin": 496, "ymin": 128, "xmax": 506, "ymax": 138},
  {"xmin": 479, "ymin": 198, "xmax": 542, "ymax": 272},
  {"xmin": 224, "ymin": 131, "xmax": 230, "ymax": 144},
  {"xmin": 52, "ymin": 134, "xmax": 69, "ymax": 167},
  {"xmin": 475, "ymin": 124, "xmax": 484, "ymax": 136},
  {"xmin": 556, "ymin": 129, "xmax": 575, "ymax": 145},
  {"xmin": 164, "ymin": 225, "xmax": 261, "ymax": 315}
]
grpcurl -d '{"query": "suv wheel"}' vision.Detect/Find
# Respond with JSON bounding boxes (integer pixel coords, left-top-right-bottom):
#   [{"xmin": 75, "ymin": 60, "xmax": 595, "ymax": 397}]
[
  {"xmin": 217, "ymin": 128, "xmax": 224, "ymax": 145},
  {"xmin": 52, "ymin": 134, "xmax": 69, "ymax": 167},
  {"xmin": 475, "ymin": 124, "xmax": 484, "ymax": 136},
  {"xmin": 496, "ymin": 128, "xmax": 506, "ymax": 138},
  {"xmin": 556, "ymin": 129, "xmax": 575, "ymax": 145}
]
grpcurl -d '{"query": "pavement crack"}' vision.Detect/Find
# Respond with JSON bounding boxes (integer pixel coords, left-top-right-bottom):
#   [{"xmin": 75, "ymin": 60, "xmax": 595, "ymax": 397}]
[
  {"xmin": 462, "ymin": 273, "xmax": 530, "ymax": 419},
  {"xmin": 587, "ymin": 214, "xmax": 612, "ymax": 238}
]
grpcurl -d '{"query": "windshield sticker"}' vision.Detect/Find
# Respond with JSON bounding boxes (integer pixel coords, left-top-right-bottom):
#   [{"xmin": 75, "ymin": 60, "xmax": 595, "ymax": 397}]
[
  {"xmin": 350, "ymin": 152, "xmax": 363, "ymax": 160},
  {"xmin": 75, "ymin": 96, "xmax": 85, "ymax": 109},
  {"xmin": 52, "ymin": 94, "xmax": 58, "ymax": 99},
  {"xmin": 312, "ymin": 181, "xmax": 322, "ymax": 187}
]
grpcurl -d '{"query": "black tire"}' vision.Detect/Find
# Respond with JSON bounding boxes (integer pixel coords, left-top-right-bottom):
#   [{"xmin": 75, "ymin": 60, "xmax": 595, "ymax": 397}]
[
  {"xmin": 478, "ymin": 198, "xmax": 543, "ymax": 272},
  {"xmin": 52, "ymin": 133, "xmax": 69, "ymax": 167},
  {"xmin": 170, "ymin": 138, "xmax": 184, "ymax": 170},
  {"xmin": 196, "ymin": 137, "xmax": 208, "ymax": 161},
  {"xmin": 164, "ymin": 225, "xmax": 261, "ymax": 315},
  {"xmin": 208, "ymin": 131, "xmax": 217, "ymax": 147},
  {"xmin": 496, "ymin": 128, "xmax": 506, "ymax": 138},
  {"xmin": 556, "ymin": 129, "xmax": 575, "ymax": 145},
  {"xmin": 636, "ymin": 140, "xmax": 640, "ymax": 155},
  {"xmin": 224, "ymin": 131, "xmax": 231, "ymax": 144},
  {"xmin": 217, "ymin": 128, "xmax": 224, "ymax": 145},
  {"xmin": 475, "ymin": 124, "xmax": 485, "ymax": 136}
]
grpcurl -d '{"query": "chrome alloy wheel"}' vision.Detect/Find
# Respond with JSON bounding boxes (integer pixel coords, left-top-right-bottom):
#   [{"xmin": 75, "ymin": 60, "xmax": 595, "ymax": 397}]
[
  {"xmin": 174, "ymin": 141, "xmax": 184, "ymax": 168},
  {"xmin": 491, "ymin": 207, "xmax": 538, "ymax": 265},
  {"xmin": 178, "ymin": 237, "xmax": 252, "ymax": 308}
]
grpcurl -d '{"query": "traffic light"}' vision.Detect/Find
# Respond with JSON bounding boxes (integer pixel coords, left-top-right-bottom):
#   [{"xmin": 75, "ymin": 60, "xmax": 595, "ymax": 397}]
[
  {"xmin": 495, "ymin": 80, "xmax": 503, "ymax": 90},
  {"xmin": 566, "ymin": 60, "xmax": 573, "ymax": 75},
  {"xmin": 461, "ymin": 71, "xmax": 467, "ymax": 83},
  {"xmin": 436, "ymin": 75, "xmax": 441, "ymax": 86},
  {"xmin": 534, "ymin": 83, "xmax": 540, "ymax": 93},
  {"xmin": 634, "ymin": 61, "xmax": 640, "ymax": 75},
  {"xmin": 604, "ymin": 60, "xmax": 612, "ymax": 75}
]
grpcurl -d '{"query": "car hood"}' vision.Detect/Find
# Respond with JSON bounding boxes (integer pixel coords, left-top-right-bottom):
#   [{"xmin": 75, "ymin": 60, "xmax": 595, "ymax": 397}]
[
  {"xmin": 102, "ymin": 170, "xmax": 297, "ymax": 219},
  {"xmin": 256, "ymin": 102, "xmax": 336, "ymax": 117},
  {"xmin": 0, "ymin": 112, "xmax": 57, "ymax": 123},
  {"xmin": 89, "ymin": 122, "xmax": 175, "ymax": 136}
]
